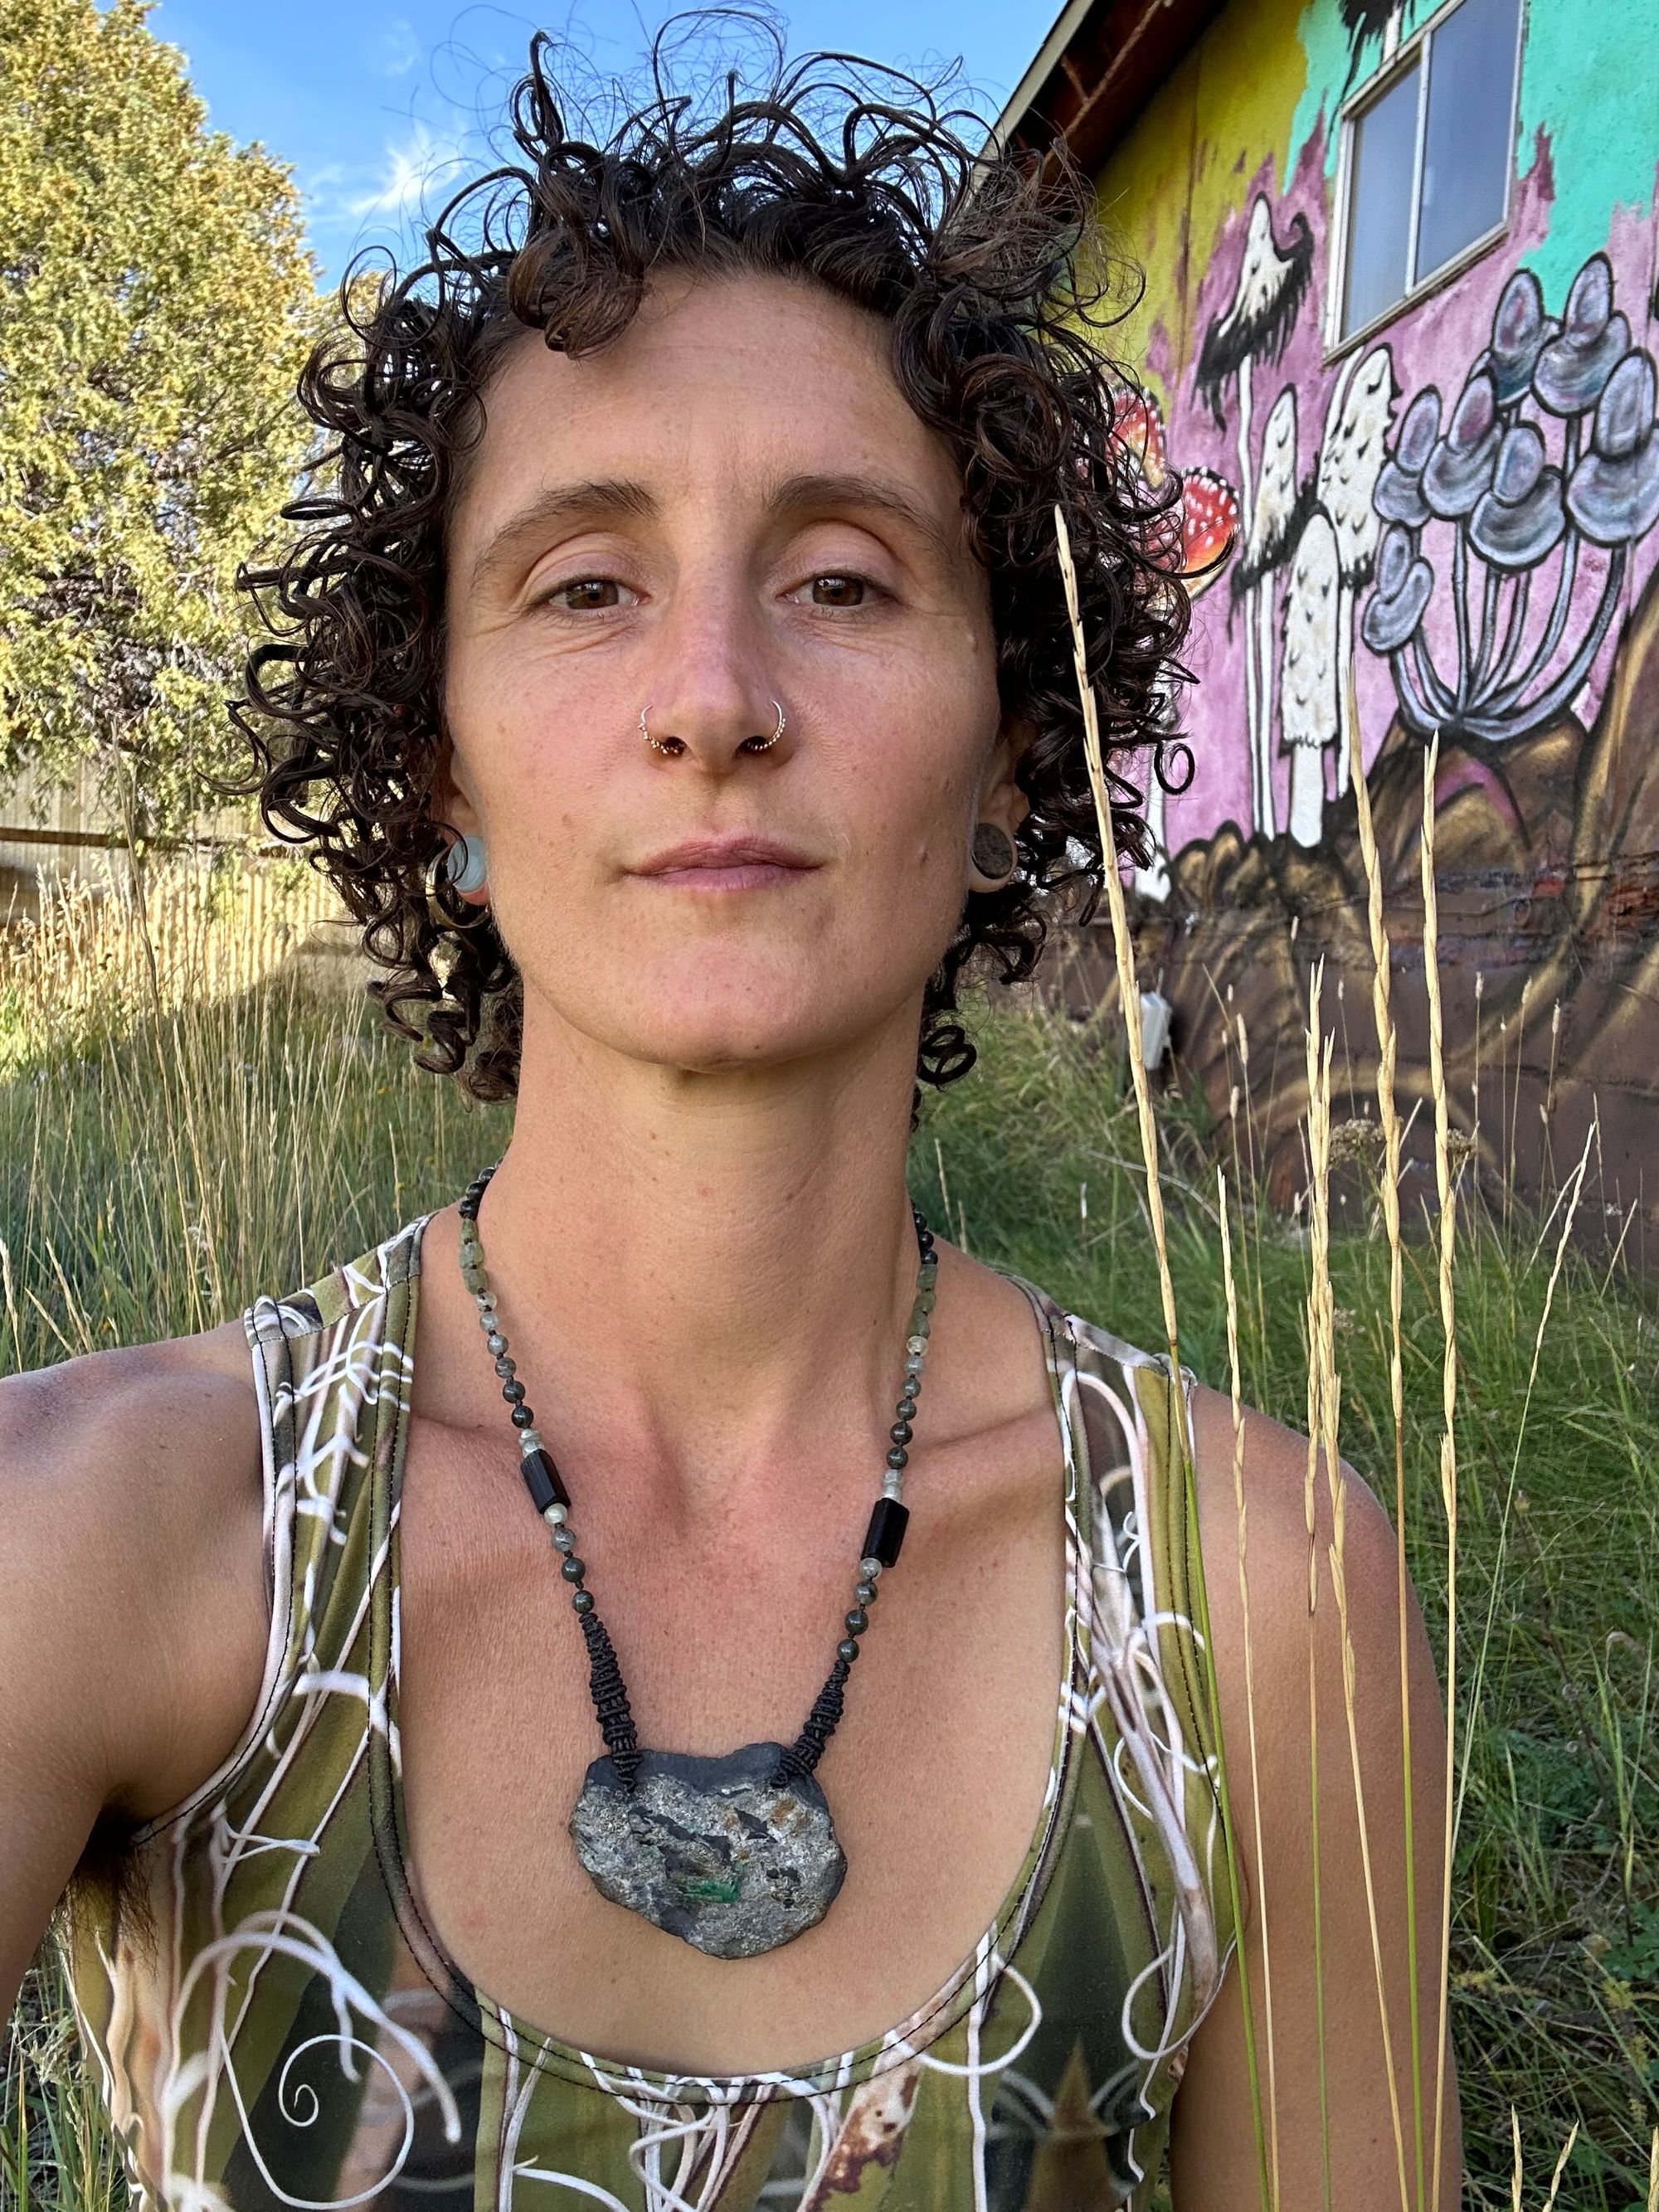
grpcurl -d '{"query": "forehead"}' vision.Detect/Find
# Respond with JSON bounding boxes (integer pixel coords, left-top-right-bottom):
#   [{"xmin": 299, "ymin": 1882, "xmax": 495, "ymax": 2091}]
[{"xmin": 450, "ymin": 270, "xmax": 971, "ymax": 552}]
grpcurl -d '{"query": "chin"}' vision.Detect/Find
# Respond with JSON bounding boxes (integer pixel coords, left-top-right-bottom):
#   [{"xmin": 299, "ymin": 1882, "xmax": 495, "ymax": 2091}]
[
  {"xmin": 633, "ymin": 1010, "xmax": 831, "ymax": 1075},
  {"xmin": 591, "ymin": 970, "xmax": 840, "ymax": 1072}
]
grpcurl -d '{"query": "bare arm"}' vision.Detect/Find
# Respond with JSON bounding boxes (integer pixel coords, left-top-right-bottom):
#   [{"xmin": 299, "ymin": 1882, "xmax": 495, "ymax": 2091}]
[
  {"xmin": 0, "ymin": 1325, "xmax": 270, "ymax": 2021},
  {"xmin": 1169, "ymin": 1383, "xmax": 1462, "ymax": 2211}
]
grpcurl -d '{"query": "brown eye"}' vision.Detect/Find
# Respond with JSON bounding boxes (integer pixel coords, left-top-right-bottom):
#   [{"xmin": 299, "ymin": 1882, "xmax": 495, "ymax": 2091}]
[
  {"xmin": 810, "ymin": 575, "xmax": 865, "ymax": 607},
  {"xmin": 555, "ymin": 578, "xmax": 620, "ymax": 610}
]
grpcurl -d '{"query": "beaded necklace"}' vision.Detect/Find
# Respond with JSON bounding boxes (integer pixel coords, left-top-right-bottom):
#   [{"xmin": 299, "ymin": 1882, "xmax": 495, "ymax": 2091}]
[{"xmin": 456, "ymin": 1160, "xmax": 938, "ymax": 1959}]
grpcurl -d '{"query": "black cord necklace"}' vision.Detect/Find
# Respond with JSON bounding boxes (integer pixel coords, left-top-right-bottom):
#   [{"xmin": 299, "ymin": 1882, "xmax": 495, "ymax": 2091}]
[{"xmin": 456, "ymin": 1161, "xmax": 938, "ymax": 1959}]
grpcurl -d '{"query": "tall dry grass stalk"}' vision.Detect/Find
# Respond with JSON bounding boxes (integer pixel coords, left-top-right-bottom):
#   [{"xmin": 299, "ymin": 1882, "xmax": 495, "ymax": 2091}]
[
  {"xmin": 0, "ymin": 856, "xmax": 401, "ymax": 1361},
  {"xmin": 1301, "ymin": 967, "xmax": 1337, "ymax": 2208},
  {"xmin": 1051, "ymin": 510, "xmax": 1181, "ymax": 1378},
  {"xmin": 1346, "ymin": 667, "xmax": 1426, "ymax": 2205},
  {"xmin": 0, "ymin": 853, "xmax": 340, "ymax": 1068},
  {"xmin": 1053, "ymin": 505, "xmax": 1276, "ymax": 2196},
  {"xmin": 1218, "ymin": 1167, "xmax": 1281, "ymax": 2205},
  {"xmin": 1054, "ymin": 513, "xmax": 1481, "ymax": 2208},
  {"xmin": 1307, "ymin": 953, "xmax": 1410, "ymax": 2210},
  {"xmin": 1418, "ymin": 731, "xmax": 1462, "ymax": 2212}
]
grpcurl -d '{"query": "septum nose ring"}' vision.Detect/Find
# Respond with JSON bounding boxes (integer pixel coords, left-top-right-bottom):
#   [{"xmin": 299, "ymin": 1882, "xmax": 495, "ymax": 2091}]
[{"xmin": 640, "ymin": 701, "xmax": 786, "ymax": 756}]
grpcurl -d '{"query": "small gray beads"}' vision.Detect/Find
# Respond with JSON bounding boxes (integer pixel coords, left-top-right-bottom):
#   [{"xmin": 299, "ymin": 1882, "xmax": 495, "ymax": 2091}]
[{"xmin": 461, "ymin": 1157, "xmax": 939, "ymax": 1808}]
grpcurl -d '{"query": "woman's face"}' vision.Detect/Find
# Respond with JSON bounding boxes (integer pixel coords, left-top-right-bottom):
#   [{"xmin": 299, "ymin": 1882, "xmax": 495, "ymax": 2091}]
[{"xmin": 440, "ymin": 268, "xmax": 1029, "ymax": 1081}]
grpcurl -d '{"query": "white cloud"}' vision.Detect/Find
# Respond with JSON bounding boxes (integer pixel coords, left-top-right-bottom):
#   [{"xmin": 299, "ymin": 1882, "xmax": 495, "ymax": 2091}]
[
  {"xmin": 378, "ymin": 17, "xmax": 420, "ymax": 78},
  {"xmin": 346, "ymin": 123, "xmax": 469, "ymax": 221}
]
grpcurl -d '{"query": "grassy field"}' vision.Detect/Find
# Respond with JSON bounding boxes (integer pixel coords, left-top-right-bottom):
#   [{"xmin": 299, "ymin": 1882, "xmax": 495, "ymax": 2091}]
[{"xmin": 2, "ymin": 865, "xmax": 1657, "ymax": 2210}]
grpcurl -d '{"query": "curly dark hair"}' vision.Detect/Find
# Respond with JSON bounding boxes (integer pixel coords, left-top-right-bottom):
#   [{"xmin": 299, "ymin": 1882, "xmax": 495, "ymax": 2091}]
[{"xmin": 231, "ymin": 18, "xmax": 1194, "ymax": 1130}]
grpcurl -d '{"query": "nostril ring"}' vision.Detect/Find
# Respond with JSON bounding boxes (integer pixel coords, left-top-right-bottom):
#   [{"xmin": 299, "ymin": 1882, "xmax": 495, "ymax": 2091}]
[
  {"xmin": 743, "ymin": 700, "xmax": 786, "ymax": 754},
  {"xmin": 640, "ymin": 708, "xmax": 681, "ymax": 756}
]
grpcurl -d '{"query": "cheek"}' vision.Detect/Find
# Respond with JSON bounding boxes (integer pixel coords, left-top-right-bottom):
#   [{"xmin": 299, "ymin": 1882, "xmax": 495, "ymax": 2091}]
[
  {"xmin": 444, "ymin": 650, "xmax": 577, "ymax": 823},
  {"xmin": 853, "ymin": 657, "xmax": 998, "ymax": 867}
]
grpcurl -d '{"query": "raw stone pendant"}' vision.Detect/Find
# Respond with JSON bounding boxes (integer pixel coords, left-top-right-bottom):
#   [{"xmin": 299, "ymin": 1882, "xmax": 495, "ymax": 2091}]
[
  {"xmin": 568, "ymin": 1743, "xmax": 847, "ymax": 1958},
  {"xmin": 459, "ymin": 1164, "xmax": 934, "ymax": 1962}
]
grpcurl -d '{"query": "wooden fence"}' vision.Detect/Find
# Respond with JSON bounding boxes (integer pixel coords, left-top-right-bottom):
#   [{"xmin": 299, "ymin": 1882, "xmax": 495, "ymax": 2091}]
[{"xmin": 0, "ymin": 756, "xmax": 300, "ymax": 924}]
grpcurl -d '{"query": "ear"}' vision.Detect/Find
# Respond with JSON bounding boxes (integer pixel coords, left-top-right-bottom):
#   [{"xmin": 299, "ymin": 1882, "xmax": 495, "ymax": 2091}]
[
  {"xmin": 429, "ymin": 737, "xmax": 492, "ymax": 905},
  {"xmin": 967, "ymin": 712, "xmax": 1034, "ymax": 891}
]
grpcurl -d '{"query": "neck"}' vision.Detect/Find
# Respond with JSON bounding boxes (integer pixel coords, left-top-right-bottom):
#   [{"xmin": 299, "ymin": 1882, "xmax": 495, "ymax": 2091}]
[{"xmin": 448, "ymin": 995, "xmax": 934, "ymax": 1524}]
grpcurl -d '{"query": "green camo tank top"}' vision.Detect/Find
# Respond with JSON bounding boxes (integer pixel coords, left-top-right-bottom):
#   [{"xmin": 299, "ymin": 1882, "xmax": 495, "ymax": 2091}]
[{"xmin": 59, "ymin": 1210, "xmax": 1235, "ymax": 2211}]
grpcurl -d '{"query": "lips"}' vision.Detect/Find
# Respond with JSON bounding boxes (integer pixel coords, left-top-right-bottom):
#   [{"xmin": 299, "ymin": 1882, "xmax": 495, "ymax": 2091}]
[{"xmin": 628, "ymin": 831, "xmax": 818, "ymax": 884}]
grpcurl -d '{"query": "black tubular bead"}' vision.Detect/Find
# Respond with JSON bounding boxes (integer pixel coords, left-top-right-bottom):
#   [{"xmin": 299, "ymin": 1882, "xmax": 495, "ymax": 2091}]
[
  {"xmin": 862, "ymin": 1496, "xmax": 909, "ymax": 1568},
  {"xmin": 520, "ymin": 1448, "xmax": 571, "ymax": 1514},
  {"xmin": 560, "ymin": 1556, "xmax": 586, "ymax": 1582}
]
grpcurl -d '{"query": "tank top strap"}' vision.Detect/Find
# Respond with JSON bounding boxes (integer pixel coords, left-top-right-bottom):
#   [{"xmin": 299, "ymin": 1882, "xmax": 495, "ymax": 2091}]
[
  {"xmin": 126, "ymin": 1214, "xmax": 429, "ymax": 1850},
  {"xmin": 991, "ymin": 1279, "xmax": 1237, "ymax": 2093},
  {"xmin": 1066, "ymin": 1309, "xmax": 1237, "ymax": 2051}
]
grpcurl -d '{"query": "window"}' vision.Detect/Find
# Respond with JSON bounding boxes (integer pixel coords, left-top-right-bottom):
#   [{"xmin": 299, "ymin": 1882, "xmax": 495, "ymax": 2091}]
[{"xmin": 1336, "ymin": 0, "xmax": 1522, "ymax": 345}]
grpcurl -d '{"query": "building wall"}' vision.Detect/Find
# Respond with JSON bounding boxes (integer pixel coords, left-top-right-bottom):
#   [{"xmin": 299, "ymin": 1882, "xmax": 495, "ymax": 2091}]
[{"xmin": 1084, "ymin": 0, "xmax": 1659, "ymax": 1260}]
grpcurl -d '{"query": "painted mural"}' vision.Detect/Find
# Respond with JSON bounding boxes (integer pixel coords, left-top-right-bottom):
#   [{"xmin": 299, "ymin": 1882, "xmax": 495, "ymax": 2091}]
[{"xmin": 1078, "ymin": 0, "xmax": 1659, "ymax": 1262}]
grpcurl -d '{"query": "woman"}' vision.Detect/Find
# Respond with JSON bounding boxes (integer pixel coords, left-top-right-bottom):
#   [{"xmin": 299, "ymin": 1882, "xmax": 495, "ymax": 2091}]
[{"xmin": 1, "ymin": 32, "xmax": 1457, "ymax": 2210}]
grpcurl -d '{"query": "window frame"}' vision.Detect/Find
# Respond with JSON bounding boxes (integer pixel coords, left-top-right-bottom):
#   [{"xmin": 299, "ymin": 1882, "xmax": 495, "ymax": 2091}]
[{"xmin": 1325, "ymin": 0, "xmax": 1526, "ymax": 360}]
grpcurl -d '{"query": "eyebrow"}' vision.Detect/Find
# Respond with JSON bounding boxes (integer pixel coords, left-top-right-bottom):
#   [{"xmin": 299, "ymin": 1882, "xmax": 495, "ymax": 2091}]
[
  {"xmin": 467, "ymin": 479, "xmax": 657, "ymax": 595},
  {"xmin": 466, "ymin": 469, "xmax": 961, "ymax": 595},
  {"xmin": 762, "ymin": 472, "xmax": 961, "ymax": 565}
]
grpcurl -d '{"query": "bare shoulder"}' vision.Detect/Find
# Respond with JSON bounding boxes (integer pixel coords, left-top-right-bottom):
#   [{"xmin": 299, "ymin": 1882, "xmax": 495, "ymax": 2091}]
[
  {"xmin": 1185, "ymin": 1378, "xmax": 1408, "ymax": 1652},
  {"xmin": 0, "ymin": 1316, "xmax": 271, "ymax": 1831},
  {"xmin": 1178, "ymin": 1371, "xmax": 1444, "ymax": 1800},
  {"xmin": 1168, "ymin": 1386, "xmax": 1459, "ymax": 2204}
]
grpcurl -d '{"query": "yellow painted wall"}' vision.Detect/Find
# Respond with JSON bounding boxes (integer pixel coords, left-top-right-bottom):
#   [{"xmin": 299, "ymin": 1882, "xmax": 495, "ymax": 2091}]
[{"xmin": 1088, "ymin": 0, "xmax": 1311, "ymax": 406}]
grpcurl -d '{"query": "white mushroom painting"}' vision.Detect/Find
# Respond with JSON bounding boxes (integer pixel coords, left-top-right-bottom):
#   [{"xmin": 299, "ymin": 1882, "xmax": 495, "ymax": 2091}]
[
  {"xmin": 1194, "ymin": 193, "xmax": 1315, "ymax": 838},
  {"xmin": 1280, "ymin": 509, "xmax": 1342, "ymax": 846},
  {"xmin": 1315, "ymin": 343, "xmax": 1396, "ymax": 796},
  {"xmin": 1237, "ymin": 386, "xmax": 1303, "ymax": 834}
]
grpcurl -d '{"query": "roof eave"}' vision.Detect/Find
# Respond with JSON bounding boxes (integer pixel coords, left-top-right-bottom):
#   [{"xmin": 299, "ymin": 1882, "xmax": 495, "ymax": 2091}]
[{"xmin": 990, "ymin": 0, "xmax": 1223, "ymax": 174}]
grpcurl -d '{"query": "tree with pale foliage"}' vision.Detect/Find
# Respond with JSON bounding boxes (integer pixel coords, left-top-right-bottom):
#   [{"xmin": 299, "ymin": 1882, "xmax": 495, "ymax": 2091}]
[{"xmin": 0, "ymin": 0, "xmax": 320, "ymax": 843}]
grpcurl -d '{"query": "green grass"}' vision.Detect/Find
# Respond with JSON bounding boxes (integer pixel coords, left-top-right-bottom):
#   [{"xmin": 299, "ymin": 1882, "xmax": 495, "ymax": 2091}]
[{"xmin": 2, "ymin": 964, "xmax": 1656, "ymax": 2210}]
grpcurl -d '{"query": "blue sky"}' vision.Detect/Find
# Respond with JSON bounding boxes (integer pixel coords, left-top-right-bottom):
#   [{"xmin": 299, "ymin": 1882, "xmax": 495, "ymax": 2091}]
[{"xmin": 144, "ymin": 0, "xmax": 1057, "ymax": 289}]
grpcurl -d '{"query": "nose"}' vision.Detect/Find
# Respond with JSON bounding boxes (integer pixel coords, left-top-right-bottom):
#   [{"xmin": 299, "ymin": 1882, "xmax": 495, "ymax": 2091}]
[
  {"xmin": 640, "ymin": 698, "xmax": 786, "ymax": 760},
  {"xmin": 639, "ymin": 591, "xmax": 793, "ymax": 771}
]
